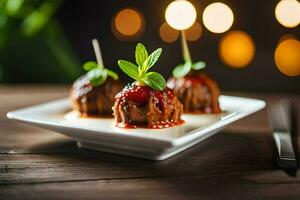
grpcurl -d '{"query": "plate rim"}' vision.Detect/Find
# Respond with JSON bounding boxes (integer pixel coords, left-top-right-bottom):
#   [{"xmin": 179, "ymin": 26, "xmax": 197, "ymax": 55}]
[{"xmin": 6, "ymin": 95, "xmax": 266, "ymax": 148}]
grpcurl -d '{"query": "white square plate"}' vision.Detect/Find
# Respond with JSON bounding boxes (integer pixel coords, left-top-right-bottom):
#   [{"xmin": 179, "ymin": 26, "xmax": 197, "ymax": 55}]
[{"xmin": 7, "ymin": 95, "xmax": 265, "ymax": 160}]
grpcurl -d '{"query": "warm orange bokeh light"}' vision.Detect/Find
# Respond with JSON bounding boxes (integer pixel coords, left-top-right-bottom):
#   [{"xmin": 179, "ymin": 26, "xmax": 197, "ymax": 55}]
[
  {"xmin": 112, "ymin": 8, "xmax": 144, "ymax": 39},
  {"xmin": 159, "ymin": 23, "xmax": 179, "ymax": 43},
  {"xmin": 219, "ymin": 30, "xmax": 255, "ymax": 68},
  {"xmin": 274, "ymin": 38, "xmax": 300, "ymax": 76},
  {"xmin": 185, "ymin": 22, "xmax": 202, "ymax": 42},
  {"xmin": 278, "ymin": 34, "xmax": 298, "ymax": 43},
  {"xmin": 159, "ymin": 21, "xmax": 202, "ymax": 43}
]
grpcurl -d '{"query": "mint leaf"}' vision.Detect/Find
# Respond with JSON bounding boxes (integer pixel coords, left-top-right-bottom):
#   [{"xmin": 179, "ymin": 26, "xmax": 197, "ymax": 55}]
[
  {"xmin": 192, "ymin": 61, "xmax": 206, "ymax": 70},
  {"xmin": 135, "ymin": 43, "xmax": 148, "ymax": 67},
  {"xmin": 142, "ymin": 48, "xmax": 162, "ymax": 72},
  {"xmin": 87, "ymin": 68, "xmax": 107, "ymax": 86},
  {"xmin": 144, "ymin": 72, "xmax": 166, "ymax": 91},
  {"xmin": 106, "ymin": 69, "xmax": 119, "ymax": 80},
  {"xmin": 138, "ymin": 67, "xmax": 144, "ymax": 77},
  {"xmin": 83, "ymin": 61, "xmax": 98, "ymax": 71},
  {"xmin": 172, "ymin": 60, "xmax": 192, "ymax": 78},
  {"xmin": 118, "ymin": 60, "xmax": 139, "ymax": 81}
]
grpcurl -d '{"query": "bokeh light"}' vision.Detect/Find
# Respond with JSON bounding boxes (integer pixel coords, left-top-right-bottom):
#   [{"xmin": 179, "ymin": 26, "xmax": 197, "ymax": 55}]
[
  {"xmin": 278, "ymin": 34, "xmax": 298, "ymax": 43},
  {"xmin": 274, "ymin": 38, "xmax": 300, "ymax": 76},
  {"xmin": 275, "ymin": 0, "xmax": 300, "ymax": 28},
  {"xmin": 112, "ymin": 8, "xmax": 144, "ymax": 40},
  {"xmin": 165, "ymin": 0, "xmax": 197, "ymax": 30},
  {"xmin": 185, "ymin": 22, "xmax": 202, "ymax": 42},
  {"xmin": 202, "ymin": 2, "xmax": 234, "ymax": 33},
  {"xmin": 219, "ymin": 30, "xmax": 255, "ymax": 68},
  {"xmin": 159, "ymin": 23, "xmax": 179, "ymax": 43}
]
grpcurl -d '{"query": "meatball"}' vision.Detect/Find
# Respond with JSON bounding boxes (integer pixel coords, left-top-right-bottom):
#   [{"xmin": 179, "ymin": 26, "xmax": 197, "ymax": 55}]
[
  {"xmin": 70, "ymin": 75, "xmax": 123, "ymax": 116},
  {"xmin": 167, "ymin": 73, "xmax": 221, "ymax": 114},
  {"xmin": 113, "ymin": 84, "xmax": 184, "ymax": 128}
]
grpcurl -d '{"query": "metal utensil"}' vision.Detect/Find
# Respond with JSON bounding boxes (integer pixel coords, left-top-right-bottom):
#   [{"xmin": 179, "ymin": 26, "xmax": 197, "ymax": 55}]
[{"xmin": 268, "ymin": 99, "xmax": 297, "ymax": 176}]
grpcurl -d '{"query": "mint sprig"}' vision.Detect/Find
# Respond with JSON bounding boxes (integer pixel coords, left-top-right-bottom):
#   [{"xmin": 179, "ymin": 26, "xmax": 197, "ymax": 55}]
[
  {"xmin": 118, "ymin": 43, "xmax": 166, "ymax": 91},
  {"xmin": 84, "ymin": 39, "xmax": 119, "ymax": 87},
  {"xmin": 84, "ymin": 63, "xmax": 118, "ymax": 86}
]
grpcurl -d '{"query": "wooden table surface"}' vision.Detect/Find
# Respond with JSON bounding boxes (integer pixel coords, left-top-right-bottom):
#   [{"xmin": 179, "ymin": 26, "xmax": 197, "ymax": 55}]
[{"xmin": 0, "ymin": 85, "xmax": 300, "ymax": 200}]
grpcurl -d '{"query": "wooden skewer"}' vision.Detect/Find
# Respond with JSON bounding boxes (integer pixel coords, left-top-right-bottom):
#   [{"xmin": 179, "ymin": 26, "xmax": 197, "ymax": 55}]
[
  {"xmin": 180, "ymin": 30, "xmax": 191, "ymax": 62},
  {"xmin": 92, "ymin": 38, "xmax": 104, "ymax": 67}
]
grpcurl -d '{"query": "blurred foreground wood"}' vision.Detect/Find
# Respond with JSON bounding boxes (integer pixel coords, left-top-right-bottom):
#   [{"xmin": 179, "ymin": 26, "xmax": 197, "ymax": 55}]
[{"xmin": 0, "ymin": 85, "xmax": 300, "ymax": 200}]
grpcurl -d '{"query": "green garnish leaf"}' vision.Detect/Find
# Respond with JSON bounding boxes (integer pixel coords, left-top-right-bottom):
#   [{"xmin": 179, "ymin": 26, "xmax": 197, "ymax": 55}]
[
  {"xmin": 144, "ymin": 72, "xmax": 166, "ymax": 91},
  {"xmin": 172, "ymin": 60, "xmax": 206, "ymax": 78},
  {"xmin": 192, "ymin": 61, "xmax": 206, "ymax": 70},
  {"xmin": 82, "ymin": 39, "xmax": 119, "ymax": 87},
  {"xmin": 87, "ymin": 68, "xmax": 107, "ymax": 86},
  {"xmin": 172, "ymin": 60, "xmax": 192, "ymax": 78},
  {"xmin": 106, "ymin": 69, "xmax": 119, "ymax": 80},
  {"xmin": 142, "ymin": 48, "xmax": 162, "ymax": 71},
  {"xmin": 83, "ymin": 62, "xmax": 119, "ymax": 86},
  {"xmin": 118, "ymin": 60, "xmax": 140, "ymax": 81},
  {"xmin": 135, "ymin": 43, "xmax": 148, "ymax": 67},
  {"xmin": 83, "ymin": 61, "xmax": 98, "ymax": 71},
  {"xmin": 117, "ymin": 43, "xmax": 166, "ymax": 90}
]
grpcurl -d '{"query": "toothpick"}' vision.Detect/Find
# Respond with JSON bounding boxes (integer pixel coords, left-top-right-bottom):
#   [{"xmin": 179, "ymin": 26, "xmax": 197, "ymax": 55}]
[
  {"xmin": 92, "ymin": 38, "xmax": 104, "ymax": 67},
  {"xmin": 180, "ymin": 31, "xmax": 191, "ymax": 62}
]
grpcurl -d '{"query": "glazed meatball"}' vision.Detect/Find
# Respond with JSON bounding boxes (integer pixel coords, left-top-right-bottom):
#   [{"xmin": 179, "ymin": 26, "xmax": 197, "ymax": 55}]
[
  {"xmin": 167, "ymin": 73, "xmax": 221, "ymax": 114},
  {"xmin": 70, "ymin": 75, "xmax": 122, "ymax": 116},
  {"xmin": 113, "ymin": 84, "xmax": 183, "ymax": 128}
]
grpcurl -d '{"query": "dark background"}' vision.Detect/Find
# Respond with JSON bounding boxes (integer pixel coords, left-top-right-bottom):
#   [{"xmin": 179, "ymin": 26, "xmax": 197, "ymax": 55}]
[{"xmin": 2, "ymin": 0, "xmax": 300, "ymax": 92}]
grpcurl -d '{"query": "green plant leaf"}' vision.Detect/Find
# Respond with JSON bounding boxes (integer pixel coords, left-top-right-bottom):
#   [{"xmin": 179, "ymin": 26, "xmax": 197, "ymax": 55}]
[
  {"xmin": 192, "ymin": 61, "xmax": 206, "ymax": 70},
  {"xmin": 5, "ymin": 0, "xmax": 24, "ymax": 16},
  {"xmin": 135, "ymin": 43, "xmax": 148, "ymax": 67},
  {"xmin": 172, "ymin": 60, "xmax": 192, "ymax": 78},
  {"xmin": 142, "ymin": 48, "xmax": 162, "ymax": 72},
  {"xmin": 144, "ymin": 72, "xmax": 166, "ymax": 91},
  {"xmin": 83, "ymin": 61, "xmax": 98, "ymax": 71},
  {"xmin": 106, "ymin": 69, "xmax": 119, "ymax": 80},
  {"xmin": 87, "ymin": 68, "xmax": 107, "ymax": 86},
  {"xmin": 118, "ymin": 60, "xmax": 139, "ymax": 81},
  {"xmin": 21, "ymin": 0, "xmax": 62, "ymax": 37}
]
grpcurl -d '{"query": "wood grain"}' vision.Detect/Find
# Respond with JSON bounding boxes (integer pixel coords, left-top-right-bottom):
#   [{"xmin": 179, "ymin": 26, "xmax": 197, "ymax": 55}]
[
  {"xmin": 0, "ymin": 85, "xmax": 299, "ymax": 199},
  {"xmin": 1, "ymin": 173, "xmax": 300, "ymax": 200},
  {"xmin": 0, "ymin": 132, "xmax": 275, "ymax": 185}
]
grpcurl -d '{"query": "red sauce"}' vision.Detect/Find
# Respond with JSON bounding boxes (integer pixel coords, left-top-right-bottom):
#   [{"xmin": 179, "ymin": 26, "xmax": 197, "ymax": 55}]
[
  {"xmin": 182, "ymin": 74, "xmax": 206, "ymax": 87},
  {"xmin": 80, "ymin": 113, "xmax": 113, "ymax": 119},
  {"xmin": 117, "ymin": 119, "xmax": 185, "ymax": 129},
  {"xmin": 115, "ymin": 85, "xmax": 174, "ymax": 107}
]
